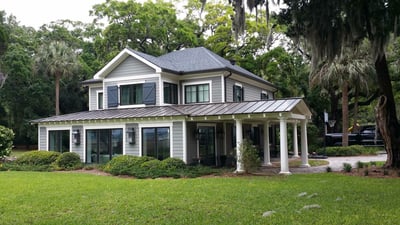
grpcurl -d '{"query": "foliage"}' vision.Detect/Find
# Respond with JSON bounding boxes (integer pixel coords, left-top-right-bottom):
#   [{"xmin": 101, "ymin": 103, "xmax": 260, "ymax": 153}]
[
  {"xmin": 0, "ymin": 125, "xmax": 14, "ymax": 159},
  {"xmin": 15, "ymin": 150, "xmax": 60, "ymax": 166},
  {"xmin": 315, "ymin": 145, "xmax": 380, "ymax": 157},
  {"xmin": 239, "ymin": 139, "xmax": 260, "ymax": 173},
  {"xmin": 343, "ymin": 163, "xmax": 352, "ymax": 172},
  {"xmin": 54, "ymin": 152, "xmax": 83, "ymax": 170},
  {"xmin": 160, "ymin": 157, "xmax": 186, "ymax": 170},
  {"xmin": 103, "ymin": 155, "xmax": 155, "ymax": 176},
  {"xmin": 2, "ymin": 172, "xmax": 400, "ymax": 224}
]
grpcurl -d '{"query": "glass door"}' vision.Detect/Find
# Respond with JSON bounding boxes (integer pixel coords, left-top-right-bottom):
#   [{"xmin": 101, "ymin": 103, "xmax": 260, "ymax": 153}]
[{"xmin": 198, "ymin": 126, "xmax": 216, "ymax": 166}]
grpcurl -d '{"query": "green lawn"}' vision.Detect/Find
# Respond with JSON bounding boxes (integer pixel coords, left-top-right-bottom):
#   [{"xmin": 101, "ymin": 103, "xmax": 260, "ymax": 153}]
[{"xmin": 0, "ymin": 171, "xmax": 399, "ymax": 225}]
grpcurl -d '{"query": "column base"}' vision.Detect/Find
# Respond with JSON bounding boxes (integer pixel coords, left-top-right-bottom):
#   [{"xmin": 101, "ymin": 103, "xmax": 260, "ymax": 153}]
[
  {"xmin": 279, "ymin": 171, "xmax": 292, "ymax": 175},
  {"xmin": 263, "ymin": 162, "xmax": 273, "ymax": 166},
  {"xmin": 300, "ymin": 164, "xmax": 310, "ymax": 168},
  {"xmin": 291, "ymin": 155, "xmax": 300, "ymax": 158}
]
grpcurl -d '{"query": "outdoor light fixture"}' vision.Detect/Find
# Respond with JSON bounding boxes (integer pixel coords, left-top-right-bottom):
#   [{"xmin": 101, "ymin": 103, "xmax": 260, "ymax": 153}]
[
  {"xmin": 72, "ymin": 130, "xmax": 80, "ymax": 145},
  {"xmin": 127, "ymin": 128, "xmax": 136, "ymax": 145}
]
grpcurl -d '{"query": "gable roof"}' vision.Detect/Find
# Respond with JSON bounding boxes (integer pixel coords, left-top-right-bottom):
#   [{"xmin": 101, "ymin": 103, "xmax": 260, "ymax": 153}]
[
  {"xmin": 32, "ymin": 98, "xmax": 311, "ymax": 124},
  {"xmin": 89, "ymin": 47, "xmax": 276, "ymax": 88}
]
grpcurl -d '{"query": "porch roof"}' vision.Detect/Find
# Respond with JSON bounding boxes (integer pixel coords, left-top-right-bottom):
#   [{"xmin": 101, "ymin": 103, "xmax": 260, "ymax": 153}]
[{"xmin": 32, "ymin": 98, "xmax": 311, "ymax": 124}]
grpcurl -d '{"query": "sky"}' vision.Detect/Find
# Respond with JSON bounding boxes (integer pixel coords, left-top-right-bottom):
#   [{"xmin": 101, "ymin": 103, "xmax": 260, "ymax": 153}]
[{"xmin": 1, "ymin": 0, "xmax": 107, "ymax": 29}]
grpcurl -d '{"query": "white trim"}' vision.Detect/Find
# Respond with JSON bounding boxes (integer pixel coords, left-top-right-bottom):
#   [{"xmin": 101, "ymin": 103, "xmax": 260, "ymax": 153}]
[
  {"xmin": 182, "ymin": 120, "xmax": 187, "ymax": 163},
  {"xmin": 96, "ymin": 90, "xmax": 103, "ymax": 110},
  {"xmin": 182, "ymin": 80, "xmax": 213, "ymax": 104},
  {"xmin": 104, "ymin": 74, "xmax": 160, "ymax": 83},
  {"xmin": 234, "ymin": 82, "xmax": 242, "ymax": 88},
  {"xmin": 94, "ymin": 49, "xmax": 162, "ymax": 79},
  {"xmin": 116, "ymin": 81, "xmax": 146, "ymax": 109},
  {"xmin": 160, "ymin": 79, "xmax": 179, "ymax": 105},
  {"xmin": 46, "ymin": 126, "xmax": 72, "ymax": 152},
  {"xmin": 196, "ymin": 123, "xmax": 217, "ymax": 165},
  {"xmin": 138, "ymin": 122, "xmax": 173, "ymax": 158},
  {"xmin": 83, "ymin": 125, "xmax": 126, "ymax": 163}
]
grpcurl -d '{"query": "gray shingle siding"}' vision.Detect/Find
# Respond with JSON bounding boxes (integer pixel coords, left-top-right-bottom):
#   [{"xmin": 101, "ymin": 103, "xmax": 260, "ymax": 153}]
[
  {"xmin": 226, "ymin": 78, "xmax": 267, "ymax": 102},
  {"xmin": 89, "ymin": 87, "xmax": 102, "ymax": 110},
  {"xmin": 172, "ymin": 121, "xmax": 183, "ymax": 160},
  {"xmin": 125, "ymin": 123, "xmax": 139, "ymax": 156},
  {"xmin": 71, "ymin": 125, "xmax": 84, "ymax": 161},
  {"xmin": 107, "ymin": 57, "xmax": 155, "ymax": 79}
]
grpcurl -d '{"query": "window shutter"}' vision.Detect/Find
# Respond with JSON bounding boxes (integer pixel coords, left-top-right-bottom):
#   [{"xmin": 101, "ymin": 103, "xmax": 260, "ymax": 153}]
[
  {"xmin": 241, "ymin": 88, "xmax": 244, "ymax": 101},
  {"xmin": 233, "ymin": 85, "xmax": 236, "ymax": 102},
  {"xmin": 107, "ymin": 85, "xmax": 118, "ymax": 108},
  {"xmin": 143, "ymin": 82, "xmax": 156, "ymax": 105}
]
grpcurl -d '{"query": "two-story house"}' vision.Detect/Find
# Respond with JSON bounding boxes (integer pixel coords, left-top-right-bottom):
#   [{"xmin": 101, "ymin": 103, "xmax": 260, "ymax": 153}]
[{"xmin": 33, "ymin": 47, "xmax": 312, "ymax": 174}]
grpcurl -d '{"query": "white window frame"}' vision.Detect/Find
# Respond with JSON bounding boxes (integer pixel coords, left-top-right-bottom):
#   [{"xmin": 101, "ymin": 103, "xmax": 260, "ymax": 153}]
[{"xmin": 182, "ymin": 80, "xmax": 212, "ymax": 104}]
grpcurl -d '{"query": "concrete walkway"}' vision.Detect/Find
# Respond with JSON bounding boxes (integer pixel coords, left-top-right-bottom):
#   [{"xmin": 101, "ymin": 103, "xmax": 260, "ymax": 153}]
[{"xmin": 259, "ymin": 152, "xmax": 388, "ymax": 174}]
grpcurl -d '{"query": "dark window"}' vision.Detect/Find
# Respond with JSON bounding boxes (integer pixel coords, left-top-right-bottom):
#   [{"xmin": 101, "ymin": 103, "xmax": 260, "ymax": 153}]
[
  {"xmin": 142, "ymin": 127, "xmax": 170, "ymax": 160},
  {"xmin": 233, "ymin": 85, "xmax": 244, "ymax": 102},
  {"xmin": 86, "ymin": 129, "xmax": 123, "ymax": 164},
  {"xmin": 185, "ymin": 84, "xmax": 209, "ymax": 104},
  {"xmin": 164, "ymin": 82, "xmax": 178, "ymax": 104},
  {"xmin": 107, "ymin": 86, "xmax": 119, "ymax": 108},
  {"xmin": 98, "ymin": 92, "xmax": 103, "ymax": 109},
  {"xmin": 120, "ymin": 84, "xmax": 143, "ymax": 105},
  {"xmin": 261, "ymin": 92, "xmax": 269, "ymax": 100},
  {"xmin": 49, "ymin": 130, "xmax": 70, "ymax": 153}
]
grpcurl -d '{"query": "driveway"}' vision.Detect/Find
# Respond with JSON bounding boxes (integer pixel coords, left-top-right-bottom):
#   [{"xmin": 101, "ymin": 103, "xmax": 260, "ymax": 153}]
[
  {"xmin": 260, "ymin": 153, "xmax": 388, "ymax": 174},
  {"xmin": 323, "ymin": 153, "xmax": 387, "ymax": 171}
]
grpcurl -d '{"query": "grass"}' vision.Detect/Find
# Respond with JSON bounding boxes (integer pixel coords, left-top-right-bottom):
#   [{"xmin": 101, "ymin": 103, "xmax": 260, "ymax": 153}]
[{"xmin": 1, "ymin": 171, "xmax": 399, "ymax": 224}]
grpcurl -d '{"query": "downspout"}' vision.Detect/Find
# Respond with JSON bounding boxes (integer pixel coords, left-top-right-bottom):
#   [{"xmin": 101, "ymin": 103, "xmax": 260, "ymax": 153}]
[{"xmin": 224, "ymin": 71, "xmax": 232, "ymax": 102}]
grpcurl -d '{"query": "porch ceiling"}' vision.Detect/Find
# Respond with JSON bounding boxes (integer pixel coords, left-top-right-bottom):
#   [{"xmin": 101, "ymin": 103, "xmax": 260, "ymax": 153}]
[{"xmin": 32, "ymin": 98, "xmax": 312, "ymax": 124}]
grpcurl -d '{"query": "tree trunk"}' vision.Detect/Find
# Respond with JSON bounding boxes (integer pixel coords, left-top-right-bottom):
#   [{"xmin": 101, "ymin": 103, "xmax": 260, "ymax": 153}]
[
  {"xmin": 374, "ymin": 54, "xmax": 400, "ymax": 168},
  {"xmin": 55, "ymin": 73, "xmax": 60, "ymax": 116},
  {"xmin": 342, "ymin": 81, "xmax": 349, "ymax": 147}
]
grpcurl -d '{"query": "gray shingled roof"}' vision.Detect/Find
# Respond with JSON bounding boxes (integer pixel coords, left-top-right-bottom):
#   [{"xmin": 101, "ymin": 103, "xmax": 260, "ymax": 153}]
[
  {"xmin": 32, "ymin": 99, "xmax": 311, "ymax": 123},
  {"xmin": 127, "ymin": 47, "xmax": 275, "ymax": 87}
]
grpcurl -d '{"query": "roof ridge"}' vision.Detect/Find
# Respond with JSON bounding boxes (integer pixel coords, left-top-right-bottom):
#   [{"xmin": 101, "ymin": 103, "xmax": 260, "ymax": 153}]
[{"xmin": 200, "ymin": 47, "xmax": 228, "ymax": 68}]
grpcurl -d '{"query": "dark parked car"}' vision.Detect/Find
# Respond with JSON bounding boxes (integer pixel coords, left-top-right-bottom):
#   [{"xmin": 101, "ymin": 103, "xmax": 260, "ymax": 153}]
[{"xmin": 325, "ymin": 125, "xmax": 383, "ymax": 146}]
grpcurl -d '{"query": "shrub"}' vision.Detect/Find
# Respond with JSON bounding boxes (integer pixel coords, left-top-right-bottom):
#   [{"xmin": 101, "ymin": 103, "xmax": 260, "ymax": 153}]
[
  {"xmin": 141, "ymin": 159, "xmax": 162, "ymax": 170},
  {"xmin": 0, "ymin": 126, "xmax": 14, "ymax": 159},
  {"xmin": 55, "ymin": 152, "xmax": 82, "ymax": 170},
  {"xmin": 343, "ymin": 163, "xmax": 352, "ymax": 172},
  {"xmin": 15, "ymin": 151, "xmax": 60, "ymax": 166},
  {"xmin": 239, "ymin": 139, "xmax": 261, "ymax": 173},
  {"xmin": 326, "ymin": 166, "xmax": 332, "ymax": 173},
  {"xmin": 316, "ymin": 145, "xmax": 380, "ymax": 156},
  {"xmin": 161, "ymin": 157, "xmax": 186, "ymax": 170},
  {"xmin": 104, "ymin": 155, "xmax": 155, "ymax": 176}
]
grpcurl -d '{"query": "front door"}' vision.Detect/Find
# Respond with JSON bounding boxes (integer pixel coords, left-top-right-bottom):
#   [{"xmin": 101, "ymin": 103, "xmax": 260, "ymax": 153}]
[{"xmin": 197, "ymin": 126, "xmax": 216, "ymax": 166}]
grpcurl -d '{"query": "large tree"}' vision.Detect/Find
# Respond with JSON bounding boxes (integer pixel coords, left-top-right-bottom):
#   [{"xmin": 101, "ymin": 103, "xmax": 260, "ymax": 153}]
[
  {"xmin": 277, "ymin": 0, "xmax": 400, "ymax": 167},
  {"xmin": 34, "ymin": 41, "xmax": 80, "ymax": 115}
]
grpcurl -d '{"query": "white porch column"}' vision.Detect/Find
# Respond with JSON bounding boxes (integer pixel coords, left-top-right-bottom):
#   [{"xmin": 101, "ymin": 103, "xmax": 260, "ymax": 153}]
[
  {"xmin": 279, "ymin": 116, "xmax": 291, "ymax": 174},
  {"xmin": 235, "ymin": 119, "xmax": 244, "ymax": 172},
  {"xmin": 292, "ymin": 121, "xmax": 299, "ymax": 158},
  {"xmin": 300, "ymin": 119, "xmax": 310, "ymax": 167},
  {"xmin": 263, "ymin": 122, "xmax": 272, "ymax": 166}
]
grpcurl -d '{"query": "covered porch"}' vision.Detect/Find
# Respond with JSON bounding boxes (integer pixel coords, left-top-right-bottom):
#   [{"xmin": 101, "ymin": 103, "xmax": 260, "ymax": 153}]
[{"xmin": 181, "ymin": 98, "xmax": 312, "ymax": 174}]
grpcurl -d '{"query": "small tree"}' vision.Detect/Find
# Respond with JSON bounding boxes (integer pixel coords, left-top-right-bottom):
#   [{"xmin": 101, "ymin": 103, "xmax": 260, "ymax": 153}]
[
  {"xmin": 0, "ymin": 125, "xmax": 14, "ymax": 159},
  {"xmin": 239, "ymin": 139, "xmax": 261, "ymax": 173}
]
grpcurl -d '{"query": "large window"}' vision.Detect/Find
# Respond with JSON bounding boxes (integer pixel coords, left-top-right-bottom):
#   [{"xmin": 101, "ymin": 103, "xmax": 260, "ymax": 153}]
[
  {"xmin": 49, "ymin": 130, "xmax": 70, "ymax": 153},
  {"xmin": 86, "ymin": 129, "xmax": 123, "ymax": 164},
  {"xmin": 120, "ymin": 84, "xmax": 143, "ymax": 105},
  {"xmin": 142, "ymin": 127, "xmax": 170, "ymax": 160},
  {"xmin": 233, "ymin": 85, "xmax": 244, "ymax": 102},
  {"xmin": 185, "ymin": 84, "xmax": 209, "ymax": 104},
  {"xmin": 164, "ymin": 82, "xmax": 178, "ymax": 104}
]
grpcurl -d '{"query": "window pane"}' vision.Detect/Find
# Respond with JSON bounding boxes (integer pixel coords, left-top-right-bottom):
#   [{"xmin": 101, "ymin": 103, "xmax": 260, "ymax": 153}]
[
  {"xmin": 120, "ymin": 85, "xmax": 130, "ymax": 105},
  {"xmin": 112, "ymin": 129, "xmax": 123, "ymax": 157},
  {"xmin": 49, "ymin": 130, "xmax": 69, "ymax": 153},
  {"xmin": 199, "ymin": 84, "xmax": 209, "ymax": 102},
  {"xmin": 142, "ymin": 128, "xmax": 156, "ymax": 157},
  {"xmin": 185, "ymin": 85, "xmax": 197, "ymax": 104},
  {"xmin": 98, "ymin": 92, "xmax": 103, "ymax": 109},
  {"xmin": 135, "ymin": 84, "xmax": 143, "ymax": 104},
  {"xmin": 157, "ymin": 127, "xmax": 170, "ymax": 160},
  {"xmin": 164, "ymin": 83, "xmax": 178, "ymax": 104}
]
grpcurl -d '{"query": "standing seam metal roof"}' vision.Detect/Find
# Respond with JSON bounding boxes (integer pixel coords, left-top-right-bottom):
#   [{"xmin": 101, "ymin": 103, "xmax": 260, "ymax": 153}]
[{"xmin": 32, "ymin": 99, "xmax": 310, "ymax": 123}]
